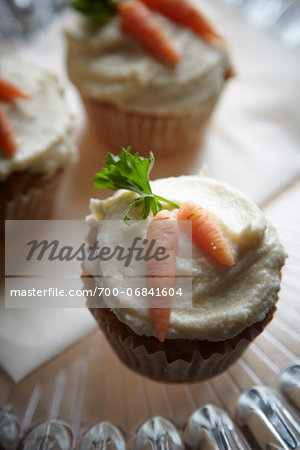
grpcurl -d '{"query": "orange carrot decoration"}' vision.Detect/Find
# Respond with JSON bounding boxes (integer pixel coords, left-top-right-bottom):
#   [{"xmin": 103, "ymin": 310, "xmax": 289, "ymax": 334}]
[
  {"xmin": 118, "ymin": 0, "xmax": 181, "ymax": 65},
  {"xmin": 0, "ymin": 76, "xmax": 30, "ymax": 101},
  {"xmin": 0, "ymin": 77, "xmax": 30, "ymax": 158},
  {"xmin": 177, "ymin": 200, "xmax": 234, "ymax": 267},
  {"xmin": 224, "ymin": 67, "xmax": 236, "ymax": 81},
  {"xmin": 146, "ymin": 210, "xmax": 178, "ymax": 342},
  {"xmin": 140, "ymin": 0, "xmax": 224, "ymax": 45},
  {"xmin": 0, "ymin": 105, "xmax": 17, "ymax": 158}
]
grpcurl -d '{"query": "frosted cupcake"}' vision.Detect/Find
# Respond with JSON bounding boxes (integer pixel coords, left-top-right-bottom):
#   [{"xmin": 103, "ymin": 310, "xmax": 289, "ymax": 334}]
[
  {"xmin": 0, "ymin": 58, "xmax": 77, "ymax": 220},
  {"xmin": 83, "ymin": 148, "xmax": 286, "ymax": 383},
  {"xmin": 65, "ymin": 0, "xmax": 233, "ymax": 155}
]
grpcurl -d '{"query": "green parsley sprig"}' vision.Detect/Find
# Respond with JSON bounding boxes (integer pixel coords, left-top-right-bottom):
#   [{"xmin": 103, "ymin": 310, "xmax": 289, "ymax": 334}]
[
  {"xmin": 93, "ymin": 147, "xmax": 179, "ymax": 222},
  {"xmin": 71, "ymin": 0, "xmax": 117, "ymax": 24}
]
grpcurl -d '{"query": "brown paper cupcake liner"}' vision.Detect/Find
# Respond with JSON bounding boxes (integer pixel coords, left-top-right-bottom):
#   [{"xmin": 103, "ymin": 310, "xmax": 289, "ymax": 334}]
[
  {"xmin": 90, "ymin": 304, "xmax": 276, "ymax": 383},
  {"xmin": 0, "ymin": 168, "xmax": 64, "ymax": 221},
  {"xmin": 83, "ymin": 99, "xmax": 219, "ymax": 156},
  {"xmin": 83, "ymin": 273, "xmax": 277, "ymax": 383}
]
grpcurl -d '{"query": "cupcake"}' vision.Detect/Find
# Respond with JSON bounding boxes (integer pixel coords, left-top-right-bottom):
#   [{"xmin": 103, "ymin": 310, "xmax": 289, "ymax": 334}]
[
  {"xmin": 65, "ymin": 0, "xmax": 232, "ymax": 155},
  {"xmin": 0, "ymin": 58, "xmax": 77, "ymax": 221},
  {"xmin": 82, "ymin": 148, "xmax": 286, "ymax": 383}
]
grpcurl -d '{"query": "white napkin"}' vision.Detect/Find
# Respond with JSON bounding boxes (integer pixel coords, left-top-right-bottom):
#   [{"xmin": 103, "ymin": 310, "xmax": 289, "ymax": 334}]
[
  {"xmin": 0, "ymin": 302, "xmax": 97, "ymax": 382},
  {"xmin": 1, "ymin": 1, "xmax": 300, "ymax": 383}
]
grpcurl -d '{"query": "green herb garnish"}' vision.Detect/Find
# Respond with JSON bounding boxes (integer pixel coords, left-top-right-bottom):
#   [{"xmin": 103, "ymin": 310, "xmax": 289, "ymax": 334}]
[
  {"xmin": 71, "ymin": 0, "xmax": 117, "ymax": 24},
  {"xmin": 94, "ymin": 147, "xmax": 179, "ymax": 222}
]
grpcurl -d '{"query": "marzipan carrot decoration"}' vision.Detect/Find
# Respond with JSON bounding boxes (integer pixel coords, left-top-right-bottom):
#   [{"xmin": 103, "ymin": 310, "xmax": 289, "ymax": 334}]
[
  {"xmin": 147, "ymin": 209, "xmax": 178, "ymax": 342},
  {"xmin": 0, "ymin": 105, "xmax": 17, "ymax": 158},
  {"xmin": 118, "ymin": 0, "xmax": 181, "ymax": 65},
  {"xmin": 0, "ymin": 76, "xmax": 30, "ymax": 157},
  {"xmin": 141, "ymin": 0, "xmax": 224, "ymax": 45},
  {"xmin": 177, "ymin": 200, "xmax": 235, "ymax": 267},
  {"xmin": 0, "ymin": 76, "xmax": 30, "ymax": 101},
  {"xmin": 224, "ymin": 68, "xmax": 236, "ymax": 80}
]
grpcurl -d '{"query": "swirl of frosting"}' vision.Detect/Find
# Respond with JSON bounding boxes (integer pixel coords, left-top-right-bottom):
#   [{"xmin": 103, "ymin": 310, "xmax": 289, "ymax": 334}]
[{"xmin": 85, "ymin": 174, "xmax": 286, "ymax": 341}]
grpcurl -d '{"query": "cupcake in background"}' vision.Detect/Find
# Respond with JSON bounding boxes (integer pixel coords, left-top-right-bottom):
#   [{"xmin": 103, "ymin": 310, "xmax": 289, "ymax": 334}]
[
  {"xmin": 83, "ymin": 148, "xmax": 286, "ymax": 383},
  {"xmin": 65, "ymin": 0, "xmax": 233, "ymax": 156},
  {"xmin": 0, "ymin": 58, "xmax": 77, "ymax": 220}
]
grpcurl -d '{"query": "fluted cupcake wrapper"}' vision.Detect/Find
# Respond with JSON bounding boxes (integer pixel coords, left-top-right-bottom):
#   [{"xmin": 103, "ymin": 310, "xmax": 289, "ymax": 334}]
[
  {"xmin": 90, "ymin": 302, "xmax": 276, "ymax": 384},
  {"xmin": 0, "ymin": 168, "xmax": 64, "ymax": 221},
  {"xmin": 82, "ymin": 99, "xmax": 219, "ymax": 155}
]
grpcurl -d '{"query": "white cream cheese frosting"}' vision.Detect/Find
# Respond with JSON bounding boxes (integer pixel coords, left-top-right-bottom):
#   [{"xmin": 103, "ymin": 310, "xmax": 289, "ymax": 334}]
[
  {"xmin": 85, "ymin": 174, "xmax": 286, "ymax": 342},
  {"xmin": 65, "ymin": 1, "xmax": 231, "ymax": 115},
  {"xmin": 0, "ymin": 58, "xmax": 77, "ymax": 181}
]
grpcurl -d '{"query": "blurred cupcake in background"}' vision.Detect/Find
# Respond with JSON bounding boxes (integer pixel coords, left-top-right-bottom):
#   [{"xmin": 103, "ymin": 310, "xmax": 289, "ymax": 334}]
[
  {"xmin": 0, "ymin": 58, "xmax": 77, "ymax": 220},
  {"xmin": 65, "ymin": 0, "xmax": 233, "ymax": 156}
]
